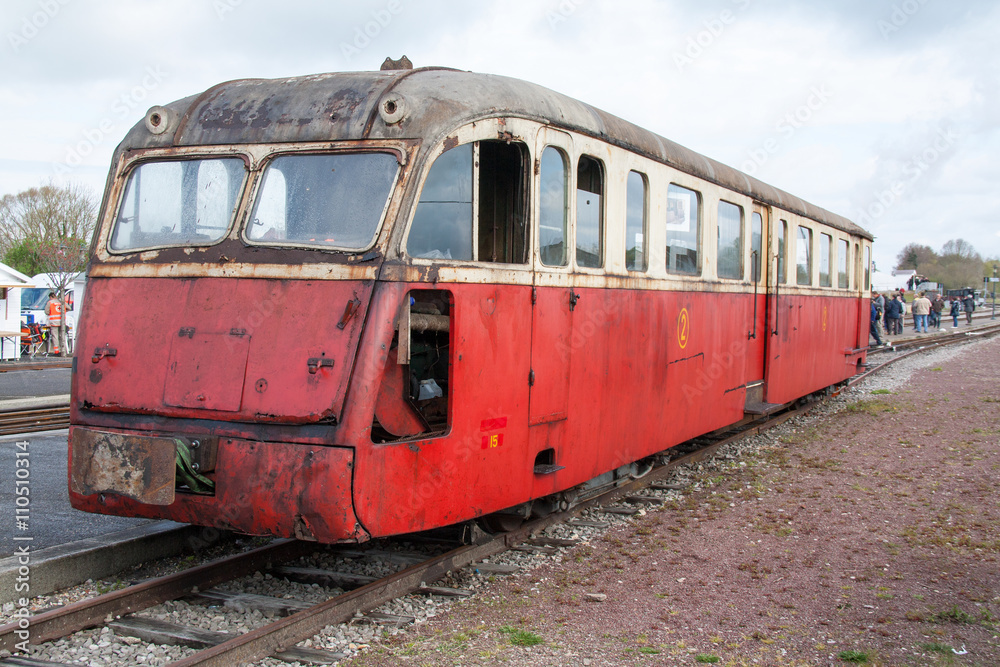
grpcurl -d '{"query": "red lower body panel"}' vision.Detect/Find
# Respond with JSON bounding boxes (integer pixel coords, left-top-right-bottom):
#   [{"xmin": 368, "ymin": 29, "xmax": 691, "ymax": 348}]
[{"xmin": 68, "ymin": 426, "xmax": 366, "ymax": 543}]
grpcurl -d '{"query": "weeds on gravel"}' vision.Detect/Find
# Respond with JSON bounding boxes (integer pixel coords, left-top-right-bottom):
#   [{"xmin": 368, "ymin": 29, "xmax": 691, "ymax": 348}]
[
  {"xmin": 94, "ymin": 579, "xmax": 127, "ymax": 594},
  {"xmin": 845, "ymin": 400, "xmax": 897, "ymax": 416},
  {"xmin": 932, "ymin": 604, "xmax": 996, "ymax": 627},
  {"xmin": 837, "ymin": 649, "xmax": 870, "ymax": 662},
  {"xmin": 694, "ymin": 654, "xmax": 720, "ymax": 663},
  {"xmin": 498, "ymin": 625, "xmax": 543, "ymax": 646},
  {"xmin": 919, "ymin": 641, "xmax": 954, "ymax": 654}
]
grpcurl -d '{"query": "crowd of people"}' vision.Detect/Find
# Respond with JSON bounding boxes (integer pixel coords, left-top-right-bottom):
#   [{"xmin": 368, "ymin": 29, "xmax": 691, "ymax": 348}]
[{"xmin": 870, "ymin": 289, "xmax": 978, "ymax": 347}]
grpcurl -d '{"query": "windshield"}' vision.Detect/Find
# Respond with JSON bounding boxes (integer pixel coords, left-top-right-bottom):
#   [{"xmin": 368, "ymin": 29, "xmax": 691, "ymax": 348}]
[
  {"xmin": 109, "ymin": 158, "xmax": 246, "ymax": 252},
  {"xmin": 246, "ymin": 152, "xmax": 398, "ymax": 250},
  {"xmin": 21, "ymin": 288, "xmax": 49, "ymax": 310}
]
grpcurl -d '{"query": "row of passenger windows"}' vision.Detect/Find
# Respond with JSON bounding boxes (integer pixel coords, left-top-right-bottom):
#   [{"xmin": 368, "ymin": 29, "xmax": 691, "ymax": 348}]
[{"xmin": 406, "ymin": 139, "xmax": 860, "ymax": 288}]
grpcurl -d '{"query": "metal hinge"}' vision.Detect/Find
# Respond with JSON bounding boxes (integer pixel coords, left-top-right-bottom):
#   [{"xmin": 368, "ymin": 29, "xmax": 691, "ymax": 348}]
[
  {"xmin": 528, "ymin": 369, "xmax": 535, "ymax": 387},
  {"xmin": 569, "ymin": 291, "xmax": 581, "ymax": 311},
  {"xmin": 531, "ymin": 286, "xmax": 537, "ymax": 305},
  {"xmin": 307, "ymin": 357, "xmax": 335, "ymax": 374}
]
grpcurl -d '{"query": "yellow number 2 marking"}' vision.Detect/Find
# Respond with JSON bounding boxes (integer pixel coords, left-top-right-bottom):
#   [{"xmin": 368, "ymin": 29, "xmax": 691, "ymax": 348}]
[{"xmin": 677, "ymin": 308, "xmax": 690, "ymax": 349}]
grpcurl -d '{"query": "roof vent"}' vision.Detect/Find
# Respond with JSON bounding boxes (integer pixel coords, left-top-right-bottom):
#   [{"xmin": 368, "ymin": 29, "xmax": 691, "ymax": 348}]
[{"xmin": 381, "ymin": 55, "xmax": 413, "ymax": 71}]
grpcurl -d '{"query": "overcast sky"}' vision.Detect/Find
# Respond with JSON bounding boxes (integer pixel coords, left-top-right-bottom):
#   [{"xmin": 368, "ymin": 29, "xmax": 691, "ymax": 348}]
[{"xmin": 3, "ymin": 0, "xmax": 998, "ymax": 272}]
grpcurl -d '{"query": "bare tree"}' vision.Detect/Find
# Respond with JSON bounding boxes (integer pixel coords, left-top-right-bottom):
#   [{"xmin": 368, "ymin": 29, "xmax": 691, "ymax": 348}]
[
  {"xmin": 0, "ymin": 183, "xmax": 97, "ymax": 356},
  {"xmin": 936, "ymin": 238, "xmax": 983, "ymax": 291},
  {"xmin": 940, "ymin": 238, "xmax": 980, "ymax": 261}
]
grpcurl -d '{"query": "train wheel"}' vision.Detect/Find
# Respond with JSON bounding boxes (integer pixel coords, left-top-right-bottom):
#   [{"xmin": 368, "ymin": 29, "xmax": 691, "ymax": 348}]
[{"xmin": 477, "ymin": 513, "xmax": 525, "ymax": 534}]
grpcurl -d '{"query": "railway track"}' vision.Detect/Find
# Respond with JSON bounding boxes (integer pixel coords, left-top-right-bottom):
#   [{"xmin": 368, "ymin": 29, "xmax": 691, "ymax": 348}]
[
  {"xmin": 0, "ymin": 406, "xmax": 71, "ymax": 437},
  {"xmin": 0, "ymin": 360, "xmax": 73, "ymax": 373},
  {"xmin": 857, "ymin": 321, "xmax": 1000, "ymax": 386},
  {"xmin": 1, "ymin": 327, "xmax": 998, "ymax": 664},
  {"xmin": 0, "ymin": 400, "xmax": 818, "ymax": 665}
]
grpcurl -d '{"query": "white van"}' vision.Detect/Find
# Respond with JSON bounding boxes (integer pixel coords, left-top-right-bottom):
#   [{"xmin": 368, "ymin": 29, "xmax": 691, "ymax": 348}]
[{"xmin": 20, "ymin": 272, "xmax": 84, "ymax": 349}]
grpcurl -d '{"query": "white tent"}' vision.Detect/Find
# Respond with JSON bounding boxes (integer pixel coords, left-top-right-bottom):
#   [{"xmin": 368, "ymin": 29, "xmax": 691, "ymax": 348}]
[
  {"xmin": 871, "ymin": 269, "xmax": 908, "ymax": 292},
  {"xmin": 0, "ymin": 263, "xmax": 34, "ymax": 360}
]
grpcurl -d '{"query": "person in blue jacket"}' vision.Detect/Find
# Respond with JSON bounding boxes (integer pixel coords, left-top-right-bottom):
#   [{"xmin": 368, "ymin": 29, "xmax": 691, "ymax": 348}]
[{"xmin": 870, "ymin": 301, "xmax": 884, "ymax": 347}]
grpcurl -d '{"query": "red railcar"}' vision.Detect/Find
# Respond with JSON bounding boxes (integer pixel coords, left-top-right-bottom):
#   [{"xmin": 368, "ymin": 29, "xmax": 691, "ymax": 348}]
[{"xmin": 69, "ymin": 64, "xmax": 873, "ymax": 542}]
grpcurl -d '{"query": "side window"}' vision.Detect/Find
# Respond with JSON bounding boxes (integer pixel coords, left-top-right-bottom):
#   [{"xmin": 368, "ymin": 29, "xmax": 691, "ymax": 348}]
[
  {"xmin": 797, "ymin": 225, "xmax": 813, "ymax": 285},
  {"xmin": 819, "ymin": 232, "xmax": 832, "ymax": 287},
  {"xmin": 777, "ymin": 219, "xmax": 787, "ymax": 284},
  {"xmin": 838, "ymin": 239, "xmax": 850, "ymax": 288},
  {"xmin": 751, "ymin": 212, "xmax": 763, "ymax": 282},
  {"xmin": 855, "ymin": 242, "xmax": 861, "ymax": 290},
  {"xmin": 717, "ymin": 201, "xmax": 743, "ymax": 279},
  {"xmin": 539, "ymin": 147, "xmax": 568, "ymax": 267},
  {"xmin": 666, "ymin": 184, "xmax": 700, "ymax": 275},
  {"xmin": 407, "ymin": 140, "xmax": 527, "ymax": 263},
  {"xmin": 864, "ymin": 245, "xmax": 871, "ymax": 291},
  {"xmin": 625, "ymin": 171, "xmax": 647, "ymax": 272},
  {"xmin": 576, "ymin": 155, "xmax": 604, "ymax": 268}
]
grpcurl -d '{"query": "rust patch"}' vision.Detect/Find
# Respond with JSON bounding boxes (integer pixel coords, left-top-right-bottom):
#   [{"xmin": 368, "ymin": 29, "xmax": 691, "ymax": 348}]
[
  {"xmin": 70, "ymin": 428, "xmax": 176, "ymax": 506},
  {"xmin": 443, "ymin": 135, "xmax": 459, "ymax": 151}
]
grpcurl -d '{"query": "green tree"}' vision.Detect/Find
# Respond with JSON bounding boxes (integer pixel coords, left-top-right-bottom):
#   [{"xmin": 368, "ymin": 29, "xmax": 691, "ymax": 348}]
[{"xmin": 2, "ymin": 238, "xmax": 44, "ymax": 276}]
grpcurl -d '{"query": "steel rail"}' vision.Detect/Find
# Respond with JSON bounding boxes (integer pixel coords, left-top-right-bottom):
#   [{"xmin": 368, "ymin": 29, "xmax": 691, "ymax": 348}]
[
  {"xmin": 0, "ymin": 360, "xmax": 73, "ymax": 373},
  {"xmin": 0, "ymin": 539, "xmax": 316, "ymax": 652},
  {"xmin": 870, "ymin": 322, "xmax": 1000, "ymax": 356},
  {"xmin": 851, "ymin": 323, "xmax": 1000, "ymax": 387},
  {"xmin": 0, "ymin": 404, "xmax": 801, "ymax": 663},
  {"xmin": 0, "ymin": 407, "xmax": 71, "ymax": 436}
]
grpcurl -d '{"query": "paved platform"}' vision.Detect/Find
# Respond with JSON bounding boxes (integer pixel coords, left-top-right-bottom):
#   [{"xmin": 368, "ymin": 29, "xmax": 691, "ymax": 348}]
[
  {"xmin": 0, "ymin": 364, "xmax": 71, "ymax": 400},
  {"xmin": 0, "ymin": 431, "xmax": 154, "ymax": 560}
]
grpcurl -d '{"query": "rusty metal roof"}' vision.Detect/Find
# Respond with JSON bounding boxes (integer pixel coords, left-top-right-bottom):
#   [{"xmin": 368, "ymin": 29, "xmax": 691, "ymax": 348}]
[{"xmin": 118, "ymin": 67, "xmax": 870, "ymax": 240}]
